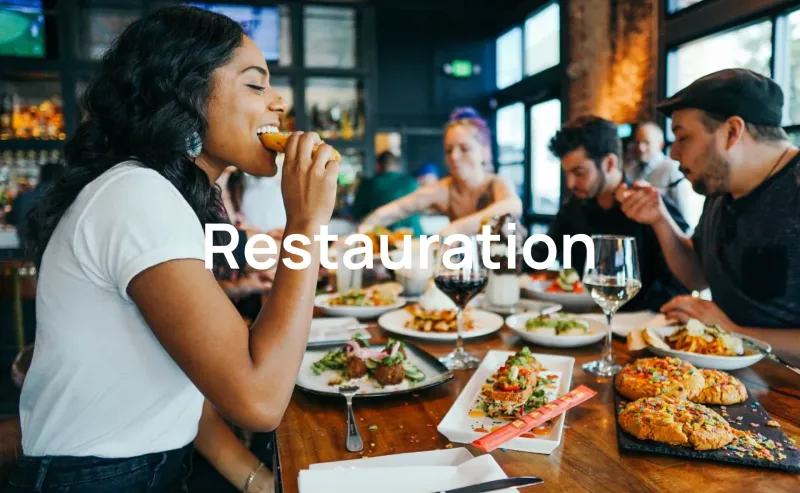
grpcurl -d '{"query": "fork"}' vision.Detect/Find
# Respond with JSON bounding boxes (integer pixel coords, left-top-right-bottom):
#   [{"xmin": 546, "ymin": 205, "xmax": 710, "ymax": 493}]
[{"xmin": 339, "ymin": 386, "xmax": 363, "ymax": 452}]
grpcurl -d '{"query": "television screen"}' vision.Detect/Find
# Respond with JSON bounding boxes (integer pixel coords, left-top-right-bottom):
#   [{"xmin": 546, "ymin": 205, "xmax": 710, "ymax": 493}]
[
  {"xmin": 0, "ymin": 0, "xmax": 45, "ymax": 58},
  {"xmin": 187, "ymin": 3, "xmax": 280, "ymax": 61}
]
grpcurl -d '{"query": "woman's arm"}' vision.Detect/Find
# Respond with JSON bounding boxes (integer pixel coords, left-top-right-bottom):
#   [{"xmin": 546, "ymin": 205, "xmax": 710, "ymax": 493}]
[
  {"xmin": 440, "ymin": 175, "xmax": 522, "ymax": 236},
  {"xmin": 128, "ymin": 133, "xmax": 338, "ymax": 432},
  {"xmin": 195, "ymin": 400, "xmax": 273, "ymax": 493},
  {"xmin": 357, "ymin": 180, "xmax": 447, "ymax": 234}
]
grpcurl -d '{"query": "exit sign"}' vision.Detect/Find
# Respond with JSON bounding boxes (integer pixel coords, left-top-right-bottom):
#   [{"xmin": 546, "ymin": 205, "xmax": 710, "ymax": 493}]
[{"xmin": 443, "ymin": 60, "xmax": 482, "ymax": 78}]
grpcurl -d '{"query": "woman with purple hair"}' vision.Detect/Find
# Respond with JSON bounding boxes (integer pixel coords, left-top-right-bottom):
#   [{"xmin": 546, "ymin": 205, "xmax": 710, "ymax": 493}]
[{"xmin": 357, "ymin": 107, "xmax": 522, "ymax": 236}]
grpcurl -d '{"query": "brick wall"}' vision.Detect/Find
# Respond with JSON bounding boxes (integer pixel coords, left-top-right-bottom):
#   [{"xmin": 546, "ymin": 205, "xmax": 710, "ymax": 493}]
[{"xmin": 566, "ymin": 0, "xmax": 658, "ymax": 123}]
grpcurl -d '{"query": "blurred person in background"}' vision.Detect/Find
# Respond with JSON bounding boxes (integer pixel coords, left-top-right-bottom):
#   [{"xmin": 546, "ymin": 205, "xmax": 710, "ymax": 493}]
[
  {"xmin": 626, "ymin": 121, "xmax": 703, "ymax": 229},
  {"xmin": 356, "ymin": 107, "xmax": 522, "ymax": 237},
  {"xmin": 7, "ymin": 163, "xmax": 64, "ymax": 246},
  {"xmin": 351, "ymin": 150, "xmax": 422, "ymax": 236}
]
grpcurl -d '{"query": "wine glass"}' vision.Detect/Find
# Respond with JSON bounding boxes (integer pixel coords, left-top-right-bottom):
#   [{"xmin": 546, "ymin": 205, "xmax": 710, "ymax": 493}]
[
  {"xmin": 582, "ymin": 235, "xmax": 641, "ymax": 377},
  {"xmin": 434, "ymin": 235, "xmax": 488, "ymax": 370}
]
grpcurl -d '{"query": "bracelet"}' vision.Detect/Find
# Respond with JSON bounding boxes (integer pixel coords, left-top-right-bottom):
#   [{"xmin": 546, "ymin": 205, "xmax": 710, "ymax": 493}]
[{"xmin": 243, "ymin": 461, "xmax": 265, "ymax": 493}]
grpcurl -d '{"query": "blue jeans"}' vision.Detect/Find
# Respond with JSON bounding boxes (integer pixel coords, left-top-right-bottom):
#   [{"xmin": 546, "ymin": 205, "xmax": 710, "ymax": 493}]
[{"xmin": 3, "ymin": 444, "xmax": 193, "ymax": 493}]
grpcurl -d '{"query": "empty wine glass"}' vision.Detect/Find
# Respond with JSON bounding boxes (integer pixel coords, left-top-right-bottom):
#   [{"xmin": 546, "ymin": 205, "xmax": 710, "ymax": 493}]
[
  {"xmin": 434, "ymin": 235, "xmax": 487, "ymax": 370},
  {"xmin": 582, "ymin": 235, "xmax": 641, "ymax": 377}
]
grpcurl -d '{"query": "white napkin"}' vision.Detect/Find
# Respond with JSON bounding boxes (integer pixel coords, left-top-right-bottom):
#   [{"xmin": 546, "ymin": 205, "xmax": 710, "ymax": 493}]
[
  {"xmin": 582, "ymin": 311, "xmax": 671, "ymax": 337},
  {"xmin": 299, "ymin": 450, "xmax": 518, "ymax": 493},
  {"xmin": 309, "ymin": 448, "xmax": 474, "ymax": 470},
  {"xmin": 308, "ymin": 317, "xmax": 367, "ymax": 344}
]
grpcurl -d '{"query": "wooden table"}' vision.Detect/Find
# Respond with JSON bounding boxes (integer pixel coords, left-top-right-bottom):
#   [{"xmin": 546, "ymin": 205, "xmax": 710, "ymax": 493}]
[{"xmin": 276, "ymin": 322, "xmax": 800, "ymax": 493}]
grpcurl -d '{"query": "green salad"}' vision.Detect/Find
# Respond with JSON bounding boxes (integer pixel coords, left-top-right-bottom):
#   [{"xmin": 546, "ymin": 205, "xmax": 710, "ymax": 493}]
[{"xmin": 525, "ymin": 314, "xmax": 588, "ymax": 335}]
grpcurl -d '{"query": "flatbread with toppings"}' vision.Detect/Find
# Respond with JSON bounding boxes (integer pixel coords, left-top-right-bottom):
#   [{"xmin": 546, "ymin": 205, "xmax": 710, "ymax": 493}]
[
  {"xmin": 691, "ymin": 369, "xmax": 748, "ymax": 405},
  {"xmin": 618, "ymin": 396, "xmax": 735, "ymax": 451},
  {"xmin": 615, "ymin": 357, "xmax": 705, "ymax": 401}
]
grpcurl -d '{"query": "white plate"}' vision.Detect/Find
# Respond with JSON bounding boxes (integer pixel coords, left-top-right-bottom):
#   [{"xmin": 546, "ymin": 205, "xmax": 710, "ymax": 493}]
[
  {"xmin": 437, "ymin": 351, "xmax": 575, "ymax": 454},
  {"xmin": 377, "ymin": 308, "xmax": 505, "ymax": 341},
  {"xmin": 522, "ymin": 280, "xmax": 596, "ymax": 313},
  {"xmin": 644, "ymin": 326, "xmax": 770, "ymax": 370},
  {"xmin": 468, "ymin": 294, "xmax": 562, "ymax": 317},
  {"xmin": 315, "ymin": 293, "xmax": 407, "ymax": 319},
  {"xmin": 505, "ymin": 313, "xmax": 606, "ymax": 348},
  {"xmin": 296, "ymin": 342, "xmax": 453, "ymax": 397}
]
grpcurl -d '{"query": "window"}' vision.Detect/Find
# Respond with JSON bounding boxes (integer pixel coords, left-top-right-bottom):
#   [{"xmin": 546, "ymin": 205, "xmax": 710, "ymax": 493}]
[
  {"xmin": 666, "ymin": 20, "xmax": 773, "ymax": 97},
  {"xmin": 496, "ymin": 27, "xmax": 522, "ymax": 89},
  {"xmin": 305, "ymin": 77, "xmax": 364, "ymax": 140},
  {"xmin": 524, "ymin": 2, "xmax": 560, "ymax": 76},
  {"xmin": 495, "ymin": 103, "xmax": 525, "ymax": 197},
  {"xmin": 785, "ymin": 9, "xmax": 800, "ymax": 124},
  {"xmin": 304, "ymin": 6, "xmax": 357, "ymax": 69},
  {"xmin": 668, "ymin": 0, "xmax": 706, "ymax": 14},
  {"xmin": 530, "ymin": 99, "xmax": 562, "ymax": 216},
  {"xmin": 788, "ymin": 128, "xmax": 800, "ymax": 146}
]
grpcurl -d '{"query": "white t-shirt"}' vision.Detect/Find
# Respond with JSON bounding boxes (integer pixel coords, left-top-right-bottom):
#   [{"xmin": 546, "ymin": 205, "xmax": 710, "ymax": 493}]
[{"xmin": 20, "ymin": 161, "xmax": 206, "ymax": 457}]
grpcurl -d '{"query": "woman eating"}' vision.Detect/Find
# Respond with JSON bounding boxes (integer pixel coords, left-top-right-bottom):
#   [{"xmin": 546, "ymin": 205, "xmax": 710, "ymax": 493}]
[
  {"xmin": 8, "ymin": 6, "xmax": 337, "ymax": 493},
  {"xmin": 356, "ymin": 108, "xmax": 523, "ymax": 237}
]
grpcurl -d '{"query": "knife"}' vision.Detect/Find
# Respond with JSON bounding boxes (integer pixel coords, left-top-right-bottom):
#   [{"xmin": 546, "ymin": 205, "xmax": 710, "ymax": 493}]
[
  {"xmin": 742, "ymin": 338, "xmax": 800, "ymax": 377},
  {"xmin": 434, "ymin": 476, "xmax": 544, "ymax": 493}
]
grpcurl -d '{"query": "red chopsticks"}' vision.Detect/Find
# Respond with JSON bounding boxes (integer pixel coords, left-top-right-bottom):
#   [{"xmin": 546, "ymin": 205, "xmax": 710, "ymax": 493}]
[{"xmin": 471, "ymin": 385, "xmax": 597, "ymax": 452}]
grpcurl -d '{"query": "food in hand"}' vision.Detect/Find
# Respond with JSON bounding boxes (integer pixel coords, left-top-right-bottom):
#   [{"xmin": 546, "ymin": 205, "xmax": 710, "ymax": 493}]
[
  {"xmin": 691, "ymin": 369, "xmax": 748, "ymax": 405},
  {"xmin": 546, "ymin": 269, "xmax": 584, "ymax": 293},
  {"xmin": 618, "ymin": 395, "xmax": 735, "ymax": 451},
  {"xmin": 524, "ymin": 314, "xmax": 590, "ymax": 336},
  {"xmin": 310, "ymin": 336, "xmax": 425, "ymax": 388},
  {"xmin": 615, "ymin": 357, "xmax": 705, "ymax": 401},
  {"xmin": 257, "ymin": 126, "xmax": 342, "ymax": 162}
]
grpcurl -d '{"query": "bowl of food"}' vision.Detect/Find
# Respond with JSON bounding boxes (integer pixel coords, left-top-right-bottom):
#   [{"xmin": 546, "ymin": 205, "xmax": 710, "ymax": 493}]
[
  {"xmin": 522, "ymin": 269, "xmax": 596, "ymax": 313},
  {"xmin": 637, "ymin": 319, "xmax": 769, "ymax": 370},
  {"xmin": 506, "ymin": 313, "xmax": 605, "ymax": 348},
  {"xmin": 315, "ymin": 283, "xmax": 406, "ymax": 319}
]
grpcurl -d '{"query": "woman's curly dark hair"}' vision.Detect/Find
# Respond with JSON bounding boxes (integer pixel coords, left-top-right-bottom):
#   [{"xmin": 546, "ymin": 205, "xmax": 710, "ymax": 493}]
[{"xmin": 26, "ymin": 5, "xmax": 244, "ymax": 268}]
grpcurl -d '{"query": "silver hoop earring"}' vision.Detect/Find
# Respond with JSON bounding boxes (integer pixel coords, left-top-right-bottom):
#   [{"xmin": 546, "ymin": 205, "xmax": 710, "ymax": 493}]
[{"xmin": 186, "ymin": 132, "xmax": 202, "ymax": 159}]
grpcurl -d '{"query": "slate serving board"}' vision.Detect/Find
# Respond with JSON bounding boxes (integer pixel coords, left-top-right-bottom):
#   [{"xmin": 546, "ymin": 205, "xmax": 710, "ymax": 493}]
[{"xmin": 614, "ymin": 392, "xmax": 800, "ymax": 472}]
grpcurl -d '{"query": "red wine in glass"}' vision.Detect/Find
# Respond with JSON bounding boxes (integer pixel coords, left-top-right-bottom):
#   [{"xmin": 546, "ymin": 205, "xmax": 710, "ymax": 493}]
[{"xmin": 434, "ymin": 273, "xmax": 488, "ymax": 308}]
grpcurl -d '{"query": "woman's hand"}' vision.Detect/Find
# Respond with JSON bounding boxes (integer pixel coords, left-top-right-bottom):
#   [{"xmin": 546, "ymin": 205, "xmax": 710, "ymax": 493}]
[
  {"xmin": 281, "ymin": 132, "xmax": 339, "ymax": 229},
  {"xmin": 245, "ymin": 466, "xmax": 275, "ymax": 493}
]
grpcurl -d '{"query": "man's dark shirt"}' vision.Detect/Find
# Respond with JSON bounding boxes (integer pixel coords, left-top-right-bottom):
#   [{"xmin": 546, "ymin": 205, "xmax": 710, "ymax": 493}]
[
  {"xmin": 529, "ymin": 186, "xmax": 691, "ymax": 312},
  {"xmin": 693, "ymin": 153, "xmax": 800, "ymax": 328}
]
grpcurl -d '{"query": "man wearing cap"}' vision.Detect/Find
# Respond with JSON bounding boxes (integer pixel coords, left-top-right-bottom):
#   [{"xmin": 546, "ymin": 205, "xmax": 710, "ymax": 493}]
[{"xmin": 618, "ymin": 68, "xmax": 800, "ymax": 330}]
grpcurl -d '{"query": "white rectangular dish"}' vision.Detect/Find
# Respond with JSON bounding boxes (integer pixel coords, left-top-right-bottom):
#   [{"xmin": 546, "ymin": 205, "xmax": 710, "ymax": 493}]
[{"xmin": 437, "ymin": 350, "xmax": 574, "ymax": 454}]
